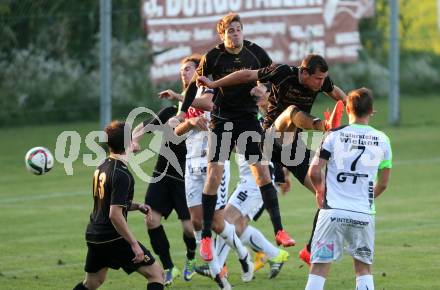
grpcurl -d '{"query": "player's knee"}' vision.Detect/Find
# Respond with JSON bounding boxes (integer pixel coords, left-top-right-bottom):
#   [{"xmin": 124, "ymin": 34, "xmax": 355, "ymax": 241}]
[
  {"xmin": 190, "ymin": 217, "xmax": 202, "ymax": 231},
  {"xmin": 286, "ymin": 105, "xmax": 299, "ymax": 119},
  {"xmin": 205, "ymin": 172, "xmax": 222, "ymax": 191},
  {"xmin": 252, "ymin": 167, "xmax": 271, "ymax": 185},
  {"xmin": 212, "ymin": 220, "xmax": 223, "ymax": 234},
  {"xmin": 275, "ymin": 105, "xmax": 298, "ymax": 131},
  {"xmin": 138, "ymin": 263, "xmax": 164, "ymax": 283},
  {"xmin": 145, "ymin": 216, "xmax": 160, "ymax": 229},
  {"xmin": 84, "ymin": 278, "xmax": 103, "ymax": 290},
  {"xmin": 182, "ymin": 223, "xmax": 194, "ymax": 237},
  {"xmin": 235, "ymin": 219, "xmax": 248, "ymax": 236},
  {"xmin": 149, "ymin": 263, "xmax": 165, "ymax": 283},
  {"xmin": 145, "ymin": 210, "xmax": 162, "ymax": 229}
]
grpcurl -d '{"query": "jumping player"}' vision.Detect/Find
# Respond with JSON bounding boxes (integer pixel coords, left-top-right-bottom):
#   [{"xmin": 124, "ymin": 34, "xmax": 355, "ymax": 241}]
[
  {"xmin": 130, "ymin": 56, "xmax": 201, "ymax": 285},
  {"xmin": 175, "ymin": 86, "xmax": 254, "ymax": 290},
  {"xmin": 197, "ymin": 54, "xmax": 346, "ymax": 263},
  {"xmin": 180, "ymin": 13, "xmax": 295, "ymax": 263}
]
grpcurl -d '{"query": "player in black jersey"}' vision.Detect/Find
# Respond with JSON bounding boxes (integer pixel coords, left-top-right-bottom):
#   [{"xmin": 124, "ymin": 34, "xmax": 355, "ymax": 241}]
[
  {"xmin": 180, "ymin": 13, "xmax": 295, "ymax": 262},
  {"xmin": 130, "ymin": 56, "xmax": 201, "ymax": 285},
  {"xmin": 198, "ymin": 53, "xmax": 346, "ymax": 264},
  {"xmin": 72, "ymin": 121, "xmax": 163, "ymax": 290}
]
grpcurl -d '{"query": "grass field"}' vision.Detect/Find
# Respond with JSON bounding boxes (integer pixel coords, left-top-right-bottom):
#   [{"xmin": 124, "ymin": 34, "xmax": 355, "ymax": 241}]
[{"xmin": 1, "ymin": 95, "xmax": 440, "ymax": 290}]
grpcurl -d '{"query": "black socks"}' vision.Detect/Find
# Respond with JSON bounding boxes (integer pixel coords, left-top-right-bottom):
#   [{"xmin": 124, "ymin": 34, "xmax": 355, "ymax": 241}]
[
  {"xmin": 260, "ymin": 182, "xmax": 283, "ymax": 234},
  {"xmin": 202, "ymin": 194, "xmax": 217, "ymax": 238},
  {"xmin": 148, "ymin": 225, "xmax": 173, "ymax": 269}
]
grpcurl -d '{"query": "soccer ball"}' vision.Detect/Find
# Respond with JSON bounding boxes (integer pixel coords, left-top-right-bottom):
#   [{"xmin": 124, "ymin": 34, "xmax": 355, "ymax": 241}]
[{"xmin": 25, "ymin": 147, "xmax": 54, "ymax": 175}]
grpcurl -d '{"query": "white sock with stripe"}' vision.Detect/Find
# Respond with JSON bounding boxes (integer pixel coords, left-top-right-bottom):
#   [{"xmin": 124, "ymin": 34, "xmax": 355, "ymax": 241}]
[
  {"xmin": 240, "ymin": 225, "xmax": 279, "ymax": 259},
  {"xmin": 216, "ymin": 235, "xmax": 231, "ymax": 267},
  {"xmin": 356, "ymin": 274, "xmax": 374, "ymax": 290},
  {"xmin": 219, "ymin": 221, "xmax": 248, "ymax": 260}
]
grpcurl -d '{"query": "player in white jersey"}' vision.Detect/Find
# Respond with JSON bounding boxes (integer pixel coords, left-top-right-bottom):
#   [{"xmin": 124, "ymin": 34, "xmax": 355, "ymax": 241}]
[
  {"xmin": 174, "ymin": 86, "xmax": 254, "ymax": 289},
  {"xmin": 305, "ymin": 88, "xmax": 392, "ymax": 290}
]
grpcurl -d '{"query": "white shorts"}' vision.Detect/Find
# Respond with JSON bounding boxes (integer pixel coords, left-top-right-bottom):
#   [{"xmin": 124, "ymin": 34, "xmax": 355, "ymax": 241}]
[
  {"xmin": 311, "ymin": 209, "xmax": 375, "ymax": 265},
  {"xmin": 185, "ymin": 158, "xmax": 230, "ymax": 210},
  {"xmin": 228, "ymin": 180, "xmax": 264, "ymax": 220}
]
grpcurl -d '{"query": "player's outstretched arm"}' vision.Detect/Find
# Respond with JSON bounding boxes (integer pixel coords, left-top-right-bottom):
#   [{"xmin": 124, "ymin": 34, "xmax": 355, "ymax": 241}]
[
  {"xmin": 131, "ymin": 106, "xmax": 179, "ymax": 146},
  {"xmin": 189, "ymin": 91, "xmax": 214, "ymax": 111},
  {"xmin": 175, "ymin": 116, "xmax": 209, "ymax": 136},
  {"xmin": 326, "ymin": 85, "xmax": 347, "ymax": 104},
  {"xmin": 198, "ymin": 69, "xmax": 259, "ymax": 89},
  {"xmin": 109, "ymin": 205, "xmax": 145, "ymax": 263},
  {"xmin": 159, "ymin": 89, "xmax": 184, "ymax": 102},
  {"xmin": 374, "ymin": 168, "xmax": 391, "ymax": 198}
]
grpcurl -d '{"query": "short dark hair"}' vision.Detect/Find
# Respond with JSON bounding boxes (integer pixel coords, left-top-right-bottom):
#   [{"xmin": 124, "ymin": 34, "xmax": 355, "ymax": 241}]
[
  {"xmin": 217, "ymin": 13, "xmax": 242, "ymax": 36},
  {"xmin": 348, "ymin": 88, "xmax": 373, "ymax": 117},
  {"xmin": 300, "ymin": 54, "xmax": 328, "ymax": 74},
  {"xmin": 104, "ymin": 120, "xmax": 128, "ymax": 154},
  {"xmin": 180, "ymin": 54, "xmax": 202, "ymax": 68}
]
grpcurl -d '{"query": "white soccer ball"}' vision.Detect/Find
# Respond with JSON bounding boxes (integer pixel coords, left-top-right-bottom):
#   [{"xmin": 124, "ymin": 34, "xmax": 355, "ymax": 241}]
[{"xmin": 25, "ymin": 147, "xmax": 54, "ymax": 175}]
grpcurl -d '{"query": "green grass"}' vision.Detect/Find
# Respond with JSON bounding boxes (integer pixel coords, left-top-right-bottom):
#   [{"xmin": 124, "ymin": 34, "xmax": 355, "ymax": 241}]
[{"xmin": 1, "ymin": 95, "xmax": 440, "ymax": 289}]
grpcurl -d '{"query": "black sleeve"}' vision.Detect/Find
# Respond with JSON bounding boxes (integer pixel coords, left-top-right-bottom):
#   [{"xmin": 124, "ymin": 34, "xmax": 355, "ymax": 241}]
[
  {"xmin": 257, "ymin": 64, "xmax": 291, "ymax": 86},
  {"xmin": 320, "ymin": 76, "xmax": 334, "ymax": 93},
  {"xmin": 142, "ymin": 106, "xmax": 177, "ymax": 131},
  {"xmin": 317, "ymin": 132, "xmax": 332, "ymax": 160},
  {"xmin": 180, "ymin": 81, "xmax": 197, "ymax": 113},
  {"xmin": 257, "ymin": 46, "xmax": 272, "ymax": 68},
  {"xmin": 319, "ymin": 148, "xmax": 331, "ymax": 160},
  {"xmin": 111, "ymin": 170, "xmax": 130, "ymax": 206},
  {"xmin": 196, "ymin": 53, "xmax": 211, "ymax": 77},
  {"xmin": 273, "ymin": 162, "xmax": 285, "ymax": 184}
]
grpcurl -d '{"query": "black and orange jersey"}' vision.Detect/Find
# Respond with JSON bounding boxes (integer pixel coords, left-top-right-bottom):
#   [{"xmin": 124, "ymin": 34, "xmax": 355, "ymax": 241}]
[
  {"xmin": 257, "ymin": 64, "xmax": 334, "ymax": 129},
  {"xmin": 197, "ymin": 40, "xmax": 272, "ymax": 120},
  {"xmin": 85, "ymin": 156, "xmax": 134, "ymax": 243}
]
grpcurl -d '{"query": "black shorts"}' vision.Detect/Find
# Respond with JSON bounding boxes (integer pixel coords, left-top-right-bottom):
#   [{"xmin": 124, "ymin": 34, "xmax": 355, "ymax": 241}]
[
  {"xmin": 209, "ymin": 118, "xmax": 263, "ymax": 163},
  {"xmin": 84, "ymin": 238, "xmax": 155, "ymax": 274},
  {"xmin": 262, "ymin": 130, "xmax": 313, "ymax": 184},
  {"xmin": 145, "ymin": 174, "xmax": 190, "ymax": 220}
]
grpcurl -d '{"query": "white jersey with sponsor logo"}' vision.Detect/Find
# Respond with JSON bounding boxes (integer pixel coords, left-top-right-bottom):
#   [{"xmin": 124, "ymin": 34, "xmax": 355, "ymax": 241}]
[{"xmin": 321, "ymin": 124, "xmax": 392, "ymax": 214}]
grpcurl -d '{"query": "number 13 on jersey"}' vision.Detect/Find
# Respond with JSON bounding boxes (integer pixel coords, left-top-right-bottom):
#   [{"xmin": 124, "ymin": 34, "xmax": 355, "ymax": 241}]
[{"xmin": 93, "ymin": 170, "xmax": 106, "ymax": 199}]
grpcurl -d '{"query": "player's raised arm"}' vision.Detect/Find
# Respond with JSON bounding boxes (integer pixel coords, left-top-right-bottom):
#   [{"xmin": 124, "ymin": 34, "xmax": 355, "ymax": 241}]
[
  {"xmin": 131, "ymin": 106, "xmax": 178, "ymax": 152},
  {"xmin": 188, "ymin": 89, "xmax": 214, "ymax": 111},
  {"xmin": 197, "ymin": 69, "xmax": 259, "ymax": 89},
  {"xmin": 326, "ymin": 85, "xmax": 347, "ymax": 104}
]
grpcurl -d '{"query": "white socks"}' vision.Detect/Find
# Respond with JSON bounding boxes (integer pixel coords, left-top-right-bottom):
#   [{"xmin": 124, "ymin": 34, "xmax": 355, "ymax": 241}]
[
  {"xmin": 208, "ymin": 240, "xmax": 221, "ymax": 277},
  {"xmin": 356, "ymin": 275, "xmax": 374, "ymax": 290},
  {"xmin": 194, "ymin": 230, "xmax": 202, "ymax": 244},
  {"xmin": 215, "ymin": 235, "xmax": 231, "ymax": 267},
  {"xmin": 240, "ymin": 225, "xmax": 279, "ymax": 259},
  {"xmin": 305, "ymin": 274, "xmax": 326, "ymax": 290},
  {"xmin": 305, "ymin": 274, "xmax": 373, "ymax": 290},
  {"xmin": 219, "ymin": 221, "xmax": 248, "ymax": 260}
]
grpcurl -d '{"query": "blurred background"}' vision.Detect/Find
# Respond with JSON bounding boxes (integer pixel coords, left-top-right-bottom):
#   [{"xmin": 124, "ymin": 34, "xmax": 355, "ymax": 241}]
[{"xmin": 0, "ymin": 0, "xmax": 439, "ymax": 127}]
